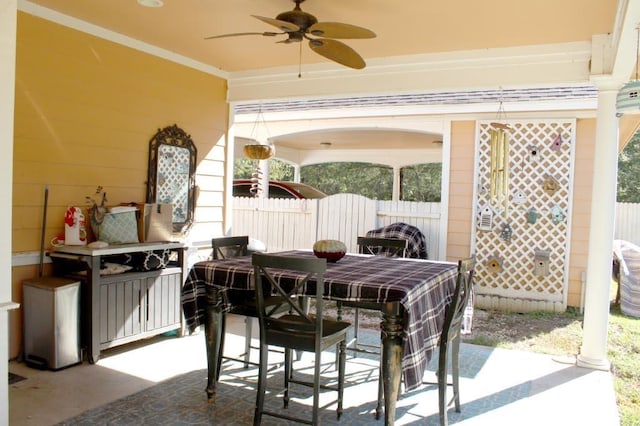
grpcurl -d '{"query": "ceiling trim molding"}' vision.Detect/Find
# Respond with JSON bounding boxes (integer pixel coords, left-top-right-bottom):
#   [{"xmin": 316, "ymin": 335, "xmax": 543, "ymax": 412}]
[
  {"xmin": 18, "ymin": 0, "xmax": 228, "ymax": 79},
  {"xmin": 227, "ymin": 42, "xmax": 593, "ymax": 102}
]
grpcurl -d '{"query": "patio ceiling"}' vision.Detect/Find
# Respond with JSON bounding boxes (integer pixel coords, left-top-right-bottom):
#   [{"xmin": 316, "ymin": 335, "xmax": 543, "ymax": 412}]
[{"xmin": 21, "ymin": 0, "xmax": 640, "ymax": 155}]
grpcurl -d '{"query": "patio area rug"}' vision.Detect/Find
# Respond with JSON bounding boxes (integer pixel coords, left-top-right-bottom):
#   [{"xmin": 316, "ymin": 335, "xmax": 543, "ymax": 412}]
[
  {"xmin": 55, "ymin": 343, "xmax": 534, "ymax": 425},
  {"xmin": 8, "ymin": 372, "xmax": 26, "ymax": 385}
]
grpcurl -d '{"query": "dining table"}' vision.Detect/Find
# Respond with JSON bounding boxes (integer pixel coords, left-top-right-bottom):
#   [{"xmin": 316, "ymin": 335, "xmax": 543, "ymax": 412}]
[{"xmin": 181, "ymin": 250, "xmax": 458, "ymax": 425}]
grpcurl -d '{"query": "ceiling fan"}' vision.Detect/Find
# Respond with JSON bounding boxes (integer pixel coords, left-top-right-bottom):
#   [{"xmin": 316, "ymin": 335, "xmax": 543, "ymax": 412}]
[{"xmin": 205, "ymin": 0, "xmax": 376, "ymax": 70}]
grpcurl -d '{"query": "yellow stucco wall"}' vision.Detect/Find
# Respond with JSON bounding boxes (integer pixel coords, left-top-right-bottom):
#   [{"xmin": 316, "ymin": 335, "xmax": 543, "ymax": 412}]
[{"xmin": 9, "ymin": 13, "xmax": 228, "ymax": 358}]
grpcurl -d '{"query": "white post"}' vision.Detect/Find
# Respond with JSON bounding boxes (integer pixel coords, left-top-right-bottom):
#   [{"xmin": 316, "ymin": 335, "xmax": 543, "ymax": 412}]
[
  {"xmin": 577, "ymin": 80, "xmax": 620, "ymax": 370},
  {"xmin": 0, "ymin": 1, "xmax": 18, "ymax": 424},
  {"xmin": 392, "ymin": 166, "xmax": 400, "ymax": 201}
]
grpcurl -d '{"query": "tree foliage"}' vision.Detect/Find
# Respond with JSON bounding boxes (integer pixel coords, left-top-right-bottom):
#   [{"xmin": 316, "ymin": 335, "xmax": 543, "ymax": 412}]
[
  {"xmin": 302, "ymin": 162, "xmax": 392, "ymax": 199},
  {"xmin": 234, "ymin": 158, "xmax": 442, "ymax": 202},
  {"xmin": 617, "ymin": 131, "xmax": 640, "ymax": 202},
  {"xmin": 401, "ymin": 163, "xmax": 442, "ymax": 202},
  {"xmin": 234, "ymin": 158, "xmax": 294, "ymax": 181}
]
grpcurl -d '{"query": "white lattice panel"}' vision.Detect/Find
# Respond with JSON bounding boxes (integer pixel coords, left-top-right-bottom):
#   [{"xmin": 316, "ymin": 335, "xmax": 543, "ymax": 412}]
[
  {"xmin": 157, "ymin": 144, "xmax": 191, "ymax": 223},
  {"xmin": 473, "ymin": 120, "xmax": 575, "ymax": 306}
]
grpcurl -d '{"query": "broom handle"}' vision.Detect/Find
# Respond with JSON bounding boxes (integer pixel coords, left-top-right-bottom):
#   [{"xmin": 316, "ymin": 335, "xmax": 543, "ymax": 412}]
[{"xmin": 39, "ymin": 185, "xmax": 48, "ymax": 278}]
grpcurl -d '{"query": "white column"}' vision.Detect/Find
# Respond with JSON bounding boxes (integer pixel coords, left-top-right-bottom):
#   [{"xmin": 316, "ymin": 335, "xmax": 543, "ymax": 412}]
[
  {"xmin": 293, "ymin": 164, "xmax": 301, "ymax": 183},
  {"xmin": 577, "ymin": 80, "xmax": 620, "ymax": 370},
  {"xmin": 0, "ymin": 1, "xmax": 18, "ymax": 424},
  {"xmin": 392, "ymin": 166, "xmax": 400, "ymax": 201}
]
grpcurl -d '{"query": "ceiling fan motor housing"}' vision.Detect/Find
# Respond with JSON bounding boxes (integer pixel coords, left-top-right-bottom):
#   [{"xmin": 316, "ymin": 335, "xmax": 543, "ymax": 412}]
[{"xmin": 276, "ymin": 9, "xmax": 317, "ymax": 32}]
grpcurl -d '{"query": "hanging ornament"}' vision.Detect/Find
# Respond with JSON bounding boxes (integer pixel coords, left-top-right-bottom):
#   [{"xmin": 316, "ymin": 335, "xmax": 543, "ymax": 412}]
[
  {"xmin": 534, "ymin": 250, "xmax": 551, "ymax": 277},
  {"xmin": 486, "ymin": 255, "xmax": 504, "ymax": 274},
  {"xmin": 617, "ymin": 26, "xmax": 640, "ymax": 116},
  {"xmin": 542, "ymin": 174, "xmax": 560, "ymax": 196},
  {"xmin": 243, "ymin": 104, "xmax": 276, "ymax": 198},
  {"xmin": 500, "ymin": 223, "xmax": 513, "ymax": 242},
  {"xmin": 477, "ymin": 203, "xmax": 494, "ymax": 231},
  {"xmin": 551, "ymin": 131, "xmax": 564, "ymax": 152},
  {"xmin": 526, "ymin": 207, "xmax": 538, "ymax": 224},
  {"xmin": 489, "ymin": 93, "xmax": 512, "ymax": 218},
  {"xmin": 513, "ymin": 189, "xmax": 527, "ymax": 205},
  {"xmin": 529, "ymin": 145, "xmax": 540, "ymax": 163},
  {"xmin": 550, "ymin": 204, "xmax": 565, "ymax": 224}
]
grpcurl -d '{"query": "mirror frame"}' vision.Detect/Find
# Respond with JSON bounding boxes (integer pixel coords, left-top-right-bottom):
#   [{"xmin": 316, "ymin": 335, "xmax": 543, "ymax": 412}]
[{"xmin": 146, "ymin": 124, "xmax": 197, "ymax": 234}]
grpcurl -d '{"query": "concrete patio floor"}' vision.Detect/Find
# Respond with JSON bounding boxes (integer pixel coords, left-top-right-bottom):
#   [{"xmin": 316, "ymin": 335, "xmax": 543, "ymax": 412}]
[{"xmin": 8, "ymin": 314, "xmax": 619, "ymax": 425}]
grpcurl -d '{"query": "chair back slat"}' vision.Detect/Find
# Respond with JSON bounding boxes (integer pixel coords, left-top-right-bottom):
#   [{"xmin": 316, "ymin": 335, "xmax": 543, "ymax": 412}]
[
  {"xmin": 442, "ymin": 256, "xmax": 476, "ymax": 342},
  {"xmin": 252, "ymin": 253, "xmax": 327, "ymax": 329},
  {"xmin": 212, "ymin": 236, "xmax": 249, "ymax": 259},
  {"xmin": 357, "ymin": 236, "xmax": 408, "ymax": 258}
]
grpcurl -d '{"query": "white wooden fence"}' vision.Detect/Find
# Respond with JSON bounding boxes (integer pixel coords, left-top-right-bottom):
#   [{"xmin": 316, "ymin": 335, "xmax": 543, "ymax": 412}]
[
  {"xmin": 231, "ymin": 194, "xmax": 444, "ymax": 260},
  {"xmin": 615, "ymin": 203, "xmax": 640, "ymax": 246}
]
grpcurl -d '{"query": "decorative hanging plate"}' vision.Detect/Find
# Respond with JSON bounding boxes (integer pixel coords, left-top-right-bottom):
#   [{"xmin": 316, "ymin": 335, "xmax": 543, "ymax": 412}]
[{"xmin": 542, "ymin": 174, "xmax": 560, "ymax": 196}]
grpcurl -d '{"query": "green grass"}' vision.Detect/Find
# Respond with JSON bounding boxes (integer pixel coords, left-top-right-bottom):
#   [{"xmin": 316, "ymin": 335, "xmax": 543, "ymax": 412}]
[{"xmin": 608, "ymin": 303, "xmax": 640, "ymax": 426}]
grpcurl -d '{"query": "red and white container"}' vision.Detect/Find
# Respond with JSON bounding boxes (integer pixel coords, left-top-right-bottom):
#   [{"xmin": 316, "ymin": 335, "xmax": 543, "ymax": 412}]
[{"xmin": 64, "ymin": 206, "xmax": 87, "ymax": 246}]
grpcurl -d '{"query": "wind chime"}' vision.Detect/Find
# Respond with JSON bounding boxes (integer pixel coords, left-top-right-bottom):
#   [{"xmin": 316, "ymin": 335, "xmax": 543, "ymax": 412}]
[
  {"xmin": 243, "ymin": 106, "xmax": 275, "ymax": 197},
  {"xmin": 489, "ymin": 98, "xmax": 512, "ymax": 218}
]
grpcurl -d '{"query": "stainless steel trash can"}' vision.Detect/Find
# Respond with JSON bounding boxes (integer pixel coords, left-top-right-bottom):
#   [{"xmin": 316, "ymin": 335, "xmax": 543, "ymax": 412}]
[{"xmin": 23, "ymin": 277, "xmax": 82, "ymax": 370}]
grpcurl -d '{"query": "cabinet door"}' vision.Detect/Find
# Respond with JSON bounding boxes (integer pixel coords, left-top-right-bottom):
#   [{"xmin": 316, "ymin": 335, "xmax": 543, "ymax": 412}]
[
  {"xmin": 144, "ymin": 269, "xmax": 182, "ymax": 332},
  {"xmin": 100, "ymin": 278, "xmax": 143, "ymax": 344}
]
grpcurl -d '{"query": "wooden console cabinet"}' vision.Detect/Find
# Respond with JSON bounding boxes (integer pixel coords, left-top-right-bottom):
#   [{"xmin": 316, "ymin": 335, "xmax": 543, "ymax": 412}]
[{"xmin": 49, "ymin": 242, "xmax": 186, "ymax": 363}]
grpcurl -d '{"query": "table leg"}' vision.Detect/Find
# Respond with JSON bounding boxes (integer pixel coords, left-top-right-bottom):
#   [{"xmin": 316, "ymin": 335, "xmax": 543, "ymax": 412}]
[
  {"xmin": 381, "ymin": 302, "xmax": 404, "ymax": 426},
  {"xmin": 205, "ymin": 285, "xmax": 223, "ymax": 403}
]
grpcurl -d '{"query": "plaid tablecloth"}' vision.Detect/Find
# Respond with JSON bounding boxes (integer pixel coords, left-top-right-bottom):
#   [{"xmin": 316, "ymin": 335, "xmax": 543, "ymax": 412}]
[
  {"xmin": 181, "ymin": 250, "xmax": 457, "ymax": 392},
  {"xmin": 365, "ymin": 222, "xmax": 429, "ymax": 259}
]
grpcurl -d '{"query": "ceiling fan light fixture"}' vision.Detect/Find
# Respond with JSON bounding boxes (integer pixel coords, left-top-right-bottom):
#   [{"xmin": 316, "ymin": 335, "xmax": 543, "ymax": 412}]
[{"xmin": 137, "ymin": 0, "xmax": 164, "ymax": 7}]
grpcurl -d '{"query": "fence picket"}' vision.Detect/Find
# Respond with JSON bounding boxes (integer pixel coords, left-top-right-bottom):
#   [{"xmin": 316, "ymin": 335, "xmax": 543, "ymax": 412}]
[
  {"xmin": 232, "ymin": 194, "xmax": 443, "ymax": 259},
  {"xmin": 615, "ymin": 203, "xmax": 640, "ymax": 246}
]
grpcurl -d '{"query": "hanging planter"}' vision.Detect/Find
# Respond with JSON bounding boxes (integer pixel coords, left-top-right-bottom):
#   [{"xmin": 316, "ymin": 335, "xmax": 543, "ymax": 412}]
[{"xmin": 243, "ymin": 143, "xmax": 274, "ymax": 160}]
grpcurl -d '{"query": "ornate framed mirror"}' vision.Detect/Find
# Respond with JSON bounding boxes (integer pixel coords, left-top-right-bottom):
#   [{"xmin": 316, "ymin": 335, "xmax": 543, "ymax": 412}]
[{"xmin": 146, "ymin": 124, "xmax": 197, "ymax": 234}]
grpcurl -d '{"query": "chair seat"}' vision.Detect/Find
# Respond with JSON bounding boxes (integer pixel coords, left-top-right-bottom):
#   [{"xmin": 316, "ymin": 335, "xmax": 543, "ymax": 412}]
[
  {"xmin": 267, "ymin": 314, "xmax": 351, "ymax": 352},
  {"xmin": 227, "ymin": 294, "xmax": 285, "ymax": 317}
]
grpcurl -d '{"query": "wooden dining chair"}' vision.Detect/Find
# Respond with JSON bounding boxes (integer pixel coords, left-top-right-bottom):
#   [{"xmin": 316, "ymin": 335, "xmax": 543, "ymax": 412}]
[
  {"xmin": 336, "ymin": 236, "xmax": 408, "ymax": 419},
  {"xmin": 252, "ymin": 252, "xmax": 352, "ymax": 425},
  {"xmin": 211, "ymin": 236, "xmax": 254, "ymax": 373},
  {"xmin": 212, "ymin": 235, "xmax": 286, "ymax": 377},
  {"xmin": 351, "ymin": 236, "xmax": 408, "ymax": 350},
  {"xmin": 427, "ymin": 255, "xmax": 476, "ymax": 426}
]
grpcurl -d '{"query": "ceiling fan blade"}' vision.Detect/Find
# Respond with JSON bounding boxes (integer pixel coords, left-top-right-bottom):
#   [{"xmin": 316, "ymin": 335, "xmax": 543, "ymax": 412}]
[
  {"xmin": 205, "ymin": 32, "xmax": 282, "ymax": 40},
  {"xmin": 308, "ymin": 22, "xmax": 376, "ymax": 39},
  {"xmin": 251, "ymin": 15, "xmax": 300, "ymax": 32},
  {"xmin": 308, "ymin": 38, "xmax": 366, "ymax": 69}
]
